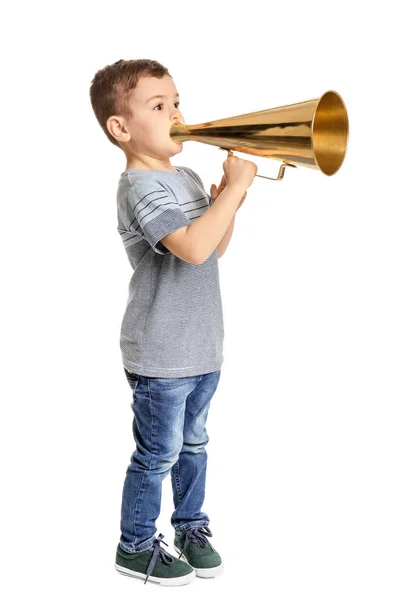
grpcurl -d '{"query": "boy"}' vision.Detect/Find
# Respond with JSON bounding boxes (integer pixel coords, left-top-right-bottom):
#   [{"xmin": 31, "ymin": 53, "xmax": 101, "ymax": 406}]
[{"xmin": 89, "ymin": 58, "xmax": 257, "ymax": 586}]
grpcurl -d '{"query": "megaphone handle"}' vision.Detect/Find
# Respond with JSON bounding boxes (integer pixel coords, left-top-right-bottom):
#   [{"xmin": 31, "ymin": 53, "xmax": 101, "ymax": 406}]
[
  {"xmin": 221, "ymin": 148, "xmax": 296, "ymax": 181},
  {"xmin": 256, "ymin": 162, "xmax": 297, "ymax": 181}
]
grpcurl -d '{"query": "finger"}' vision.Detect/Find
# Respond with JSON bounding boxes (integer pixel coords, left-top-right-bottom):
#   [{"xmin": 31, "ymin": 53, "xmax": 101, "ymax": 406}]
[{"xmin": 217, "ymin": 174, "xmax": 226, "ymax": 195}]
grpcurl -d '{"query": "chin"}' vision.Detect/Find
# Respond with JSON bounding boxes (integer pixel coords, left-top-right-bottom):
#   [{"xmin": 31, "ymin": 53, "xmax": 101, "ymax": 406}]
[{"xmin": 170, "ymin": 142, "xmax": 183, "ymax": 155}]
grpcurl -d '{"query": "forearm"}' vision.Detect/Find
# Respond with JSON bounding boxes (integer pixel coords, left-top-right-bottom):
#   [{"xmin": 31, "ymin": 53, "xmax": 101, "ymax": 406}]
[
  {"xmin": 217, "ymin": 215, "xmax": 235, "ymax": 258},
  {"xmin": 185, "ymin": 184, "xmax": 245, "ymax": 263}
]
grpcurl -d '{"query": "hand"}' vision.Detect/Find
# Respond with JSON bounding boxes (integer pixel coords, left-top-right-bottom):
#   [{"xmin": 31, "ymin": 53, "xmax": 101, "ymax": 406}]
[
  {"xmin": 223, "ymin": 154, "xmax": 257, "ymax": 191},
  {"xmin": 210, "ymin": 174, "xmax": 247, "ymax": 211}
]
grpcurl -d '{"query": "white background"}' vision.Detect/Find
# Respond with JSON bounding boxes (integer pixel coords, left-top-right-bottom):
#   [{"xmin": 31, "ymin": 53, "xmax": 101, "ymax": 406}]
[{"xmin": 1, "ymin": 1, "xmax": 399, "ymax": 598}]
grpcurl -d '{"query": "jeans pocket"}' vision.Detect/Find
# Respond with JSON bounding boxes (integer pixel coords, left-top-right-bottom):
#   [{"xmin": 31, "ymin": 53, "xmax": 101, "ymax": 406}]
[{"xmin": 124, "ymin": 369, "xmax": 140, "ymax": 402}]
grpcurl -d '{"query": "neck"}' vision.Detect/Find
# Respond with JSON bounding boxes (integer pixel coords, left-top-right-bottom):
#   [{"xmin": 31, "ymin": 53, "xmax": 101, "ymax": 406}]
[{"xmin": 125, "ymin": 154, "xmax": 176, "ymax": 172}]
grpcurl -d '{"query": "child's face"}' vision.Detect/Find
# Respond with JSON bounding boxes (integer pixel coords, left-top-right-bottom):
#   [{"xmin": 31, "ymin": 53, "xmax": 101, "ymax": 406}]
[{"xmin": 120, "ymin": 74, "xmax": 185, "ymax": 160}]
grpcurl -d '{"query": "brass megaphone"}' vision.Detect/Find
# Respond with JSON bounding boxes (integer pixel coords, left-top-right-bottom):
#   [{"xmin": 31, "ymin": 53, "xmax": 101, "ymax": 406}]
[{"xmin": 170, "ymin": 90, "xmax": 349, "ymax": 181}]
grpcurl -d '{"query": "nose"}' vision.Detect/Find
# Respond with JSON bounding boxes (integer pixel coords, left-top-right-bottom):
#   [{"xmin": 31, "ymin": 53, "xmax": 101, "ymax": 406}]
[
  {"xmin": 171, "ymin": 106, "xmax": 183, "ymax": 123},
  {"xmin": 172, "ymin": 114, "xmax": 184, "ymax": 125}
]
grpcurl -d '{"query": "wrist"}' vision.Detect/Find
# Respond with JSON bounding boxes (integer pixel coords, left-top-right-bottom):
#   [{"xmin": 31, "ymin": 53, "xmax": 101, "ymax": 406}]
[{"xmin": 225, "ymin": 183, "xmax": 247, "ymax": 196}]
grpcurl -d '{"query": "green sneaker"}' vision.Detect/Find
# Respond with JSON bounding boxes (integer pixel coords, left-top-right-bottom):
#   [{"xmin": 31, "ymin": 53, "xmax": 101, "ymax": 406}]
[
  {"xmin": 115, "ymin": 533, "xmax": 196, "ymax": 586},
  {"xmin": 173, "ymin": 526, "xmax": 224, "ymax": 578}
]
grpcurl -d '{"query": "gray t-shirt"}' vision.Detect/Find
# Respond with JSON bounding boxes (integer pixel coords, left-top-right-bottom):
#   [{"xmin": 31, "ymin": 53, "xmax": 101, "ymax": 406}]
[{"xmin": 116, "ymin": 165, "xmax": 224, "ymax": 378}]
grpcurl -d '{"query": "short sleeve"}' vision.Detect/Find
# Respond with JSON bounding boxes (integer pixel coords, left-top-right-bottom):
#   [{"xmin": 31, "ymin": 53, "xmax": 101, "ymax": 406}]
[{"xmin": 127, "ymin": 179, "xmax": 190, "ymax": 255}]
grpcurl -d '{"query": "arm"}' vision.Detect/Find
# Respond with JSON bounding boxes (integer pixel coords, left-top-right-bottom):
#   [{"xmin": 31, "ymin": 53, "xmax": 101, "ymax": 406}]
[
  {"xmin": 216, "ymin": 188, "xmax": 247, "ymax": 258},
  {"xmin": 160, "ymin": 184, "xmax": 246, "ymax": 264},
  {"xmin": 217, "ymin": 215, "xmax": 235, "ymax": 258}
]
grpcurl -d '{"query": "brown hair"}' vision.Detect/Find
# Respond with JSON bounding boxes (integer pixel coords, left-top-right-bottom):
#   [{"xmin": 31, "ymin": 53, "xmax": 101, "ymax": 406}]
[{"xmin": 89, "ymin": 58, "xmax": 171, "ymax": 148}]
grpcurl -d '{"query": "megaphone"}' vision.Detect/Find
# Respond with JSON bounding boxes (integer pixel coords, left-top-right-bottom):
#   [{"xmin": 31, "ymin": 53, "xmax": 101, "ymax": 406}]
[{"xmin": 170, "ymin": 90, "xmax": 349, "ymax": 181}]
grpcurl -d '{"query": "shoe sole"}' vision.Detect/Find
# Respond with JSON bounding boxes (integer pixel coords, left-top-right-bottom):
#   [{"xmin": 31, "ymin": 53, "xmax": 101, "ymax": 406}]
[
  {"xmin": 115, "ymin": 563, "xmax": 196, "ymax": 586},
  {"xmin": 173, "ymin": 544, "xmax": 224, "ymax": 578}
]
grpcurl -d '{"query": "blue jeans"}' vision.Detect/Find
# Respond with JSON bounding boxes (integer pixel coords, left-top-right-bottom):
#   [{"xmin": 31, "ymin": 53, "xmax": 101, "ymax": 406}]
[{"xmin": 119, "ymin": 368, "xmax": 221, "ymax": 553}]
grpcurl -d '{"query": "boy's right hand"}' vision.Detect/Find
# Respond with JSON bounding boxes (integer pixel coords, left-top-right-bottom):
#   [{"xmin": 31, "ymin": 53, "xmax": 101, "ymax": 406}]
[{"xmin": 223, "ymin": 154, "xmax": 258, "ymax": 192}]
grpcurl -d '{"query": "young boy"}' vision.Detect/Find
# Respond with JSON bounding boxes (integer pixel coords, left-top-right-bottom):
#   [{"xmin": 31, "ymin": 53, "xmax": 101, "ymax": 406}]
[{"xmin": 89, "ymin": 58, "xmax": 257, "ymax": 586}]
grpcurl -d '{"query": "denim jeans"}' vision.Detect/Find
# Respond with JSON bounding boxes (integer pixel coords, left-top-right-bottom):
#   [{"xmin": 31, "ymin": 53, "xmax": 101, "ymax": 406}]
[{"xmin": 119, "ymin": 367, "xmax": 221, "ymax": 553}]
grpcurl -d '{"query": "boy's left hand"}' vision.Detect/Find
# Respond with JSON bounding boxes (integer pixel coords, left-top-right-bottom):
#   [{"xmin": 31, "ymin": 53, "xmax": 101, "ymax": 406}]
[{"xmin": 210, "ymin": 174, "xmax": 247, "ymax": 211}]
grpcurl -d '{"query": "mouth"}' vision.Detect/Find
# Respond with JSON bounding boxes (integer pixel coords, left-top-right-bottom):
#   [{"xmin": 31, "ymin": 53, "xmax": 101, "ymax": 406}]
[{"xmin": 170, "ymin": 122, "xmax": 183, "ymax": 144}]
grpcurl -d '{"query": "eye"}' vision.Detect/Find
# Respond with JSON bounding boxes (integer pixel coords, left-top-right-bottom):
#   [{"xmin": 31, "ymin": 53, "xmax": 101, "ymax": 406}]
[{"xmin": 154, "ymin": 102, "xmax": 180, "ymax": 111}]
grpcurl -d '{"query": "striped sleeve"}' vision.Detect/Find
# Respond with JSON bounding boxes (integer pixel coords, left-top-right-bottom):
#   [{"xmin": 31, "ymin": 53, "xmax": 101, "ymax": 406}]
[{"xmin": 127, "ymin": 179, "xmax": 190, "ymax": 255}]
